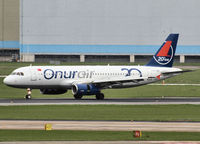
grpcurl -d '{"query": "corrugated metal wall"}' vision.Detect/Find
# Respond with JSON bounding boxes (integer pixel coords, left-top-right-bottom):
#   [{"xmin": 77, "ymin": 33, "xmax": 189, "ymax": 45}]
[{"xmin": 20, "ymin": 0, "xmax": 200, "ymax": 55}]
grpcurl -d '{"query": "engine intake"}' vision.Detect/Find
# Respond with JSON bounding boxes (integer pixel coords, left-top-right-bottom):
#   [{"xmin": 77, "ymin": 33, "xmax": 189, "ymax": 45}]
[
  {"xmin": 40, "ymin": 89, "xmax": 67, "ymax": 95},
  {"xmin": 72, "ymin": 84, "xmax": 100, "ymax": 96}
]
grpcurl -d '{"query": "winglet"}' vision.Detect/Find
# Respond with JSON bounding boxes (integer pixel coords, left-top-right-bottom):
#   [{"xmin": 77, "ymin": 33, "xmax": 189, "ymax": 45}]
[{"xmin": 146, "ymin": 34, "xmax": 179, "ymax": 67}]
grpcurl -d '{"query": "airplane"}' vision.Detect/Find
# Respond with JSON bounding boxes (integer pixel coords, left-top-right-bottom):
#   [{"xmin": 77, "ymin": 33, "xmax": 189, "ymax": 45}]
[{"xmin": 3, "ymin": 33, "xmax": 189, "ymax": 100}]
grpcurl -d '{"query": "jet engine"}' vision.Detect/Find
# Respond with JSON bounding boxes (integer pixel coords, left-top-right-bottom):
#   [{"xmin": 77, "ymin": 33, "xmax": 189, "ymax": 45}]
[
  {"xmin": 72, "ymin": 84, "xmax": 100, "ymax": 96},
  {"xmin": 40, "ymin": 89, "xmax": 67, "ymax": 95}
]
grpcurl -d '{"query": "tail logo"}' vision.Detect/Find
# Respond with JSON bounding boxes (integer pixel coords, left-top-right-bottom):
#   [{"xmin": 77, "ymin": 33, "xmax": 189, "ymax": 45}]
[{"xmin": 153, "ymin": 41, "xmax": 173, "ymax": 65}]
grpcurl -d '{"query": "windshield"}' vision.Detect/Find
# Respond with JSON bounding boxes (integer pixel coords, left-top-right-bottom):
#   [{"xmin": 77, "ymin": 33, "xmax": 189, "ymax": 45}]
[{"xmin": 11, "ymin": 72, "xmax": 24, "ymax": 76}]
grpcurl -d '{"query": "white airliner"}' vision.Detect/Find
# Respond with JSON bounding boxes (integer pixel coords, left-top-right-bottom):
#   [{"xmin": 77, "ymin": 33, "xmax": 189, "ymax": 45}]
[{"xmin": 3, "ymin": 34, "xmax": 189, "ymax": 100}]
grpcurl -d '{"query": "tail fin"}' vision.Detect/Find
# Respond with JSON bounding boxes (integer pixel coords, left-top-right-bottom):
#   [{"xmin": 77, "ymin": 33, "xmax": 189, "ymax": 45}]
[{"xmin": 146, "ymin": 33, "xmax": 179, "ymax": 67}]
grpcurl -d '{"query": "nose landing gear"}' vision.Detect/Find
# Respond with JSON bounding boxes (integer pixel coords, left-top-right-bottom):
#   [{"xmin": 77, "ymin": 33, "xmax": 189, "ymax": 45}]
[{"xmin": 25, "ymin": 88, "xmax": 32, "ymax": 99}]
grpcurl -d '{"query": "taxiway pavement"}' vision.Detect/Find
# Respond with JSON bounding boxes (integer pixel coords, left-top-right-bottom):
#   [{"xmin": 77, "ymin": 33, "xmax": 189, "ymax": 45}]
[
  {"xmin": 0, "ymin": 120, "xmax": 200, "ymax": 132},
  {"xmin": 1, "ymin": 120, "xmax": 200, "ymax": 132},
  {"xmin": 1, "ymin": 97, "xmax": 200, "ymax": 105}
]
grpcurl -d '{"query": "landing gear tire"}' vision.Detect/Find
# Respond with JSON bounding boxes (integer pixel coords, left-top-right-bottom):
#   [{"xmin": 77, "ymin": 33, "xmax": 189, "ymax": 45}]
[
  {"xmin": 25, "ymin": 88, "xmax": 32, "ymax": 99},
  {"xmin": 74, "ymin": 94, "xmax": 83, "ymax": 100},
  {"xmin": 96, "ymin": 93, "xmax": 104, "ymax": 100},
  {"xmin": 25, "ymin": 94, "xmax": 31, "ymax": 99}
]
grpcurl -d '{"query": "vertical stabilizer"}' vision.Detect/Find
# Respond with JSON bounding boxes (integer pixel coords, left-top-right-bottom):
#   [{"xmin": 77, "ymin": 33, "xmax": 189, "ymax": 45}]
[{"xmin": 146, "ymin": 34, "xmax": 179, "ymax": 67}]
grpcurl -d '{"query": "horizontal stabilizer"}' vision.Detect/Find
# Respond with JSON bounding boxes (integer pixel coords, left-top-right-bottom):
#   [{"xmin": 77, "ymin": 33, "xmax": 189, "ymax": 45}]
[{"xmin": 162, "ymin": 70, "xmax": 193, "ymax": 75}]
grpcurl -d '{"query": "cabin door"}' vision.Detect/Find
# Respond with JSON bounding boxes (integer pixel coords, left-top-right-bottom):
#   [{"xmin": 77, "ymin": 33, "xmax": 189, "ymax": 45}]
[{"xmin": 30, "ymin": 68, "xmax": 37, "ymax": 81}]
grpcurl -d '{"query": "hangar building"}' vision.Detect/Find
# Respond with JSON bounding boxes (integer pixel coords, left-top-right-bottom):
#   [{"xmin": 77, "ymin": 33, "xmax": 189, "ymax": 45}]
[
  {"xmin": 1, "ymin": 0, "xmax": 200, "ymax": 63},
  {"xmin": 0, "ymin": 0, "xmax": 19, "ymax": 61}
]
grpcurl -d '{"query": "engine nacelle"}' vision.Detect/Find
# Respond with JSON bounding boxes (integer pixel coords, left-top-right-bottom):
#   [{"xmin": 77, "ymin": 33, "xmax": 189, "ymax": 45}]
[
  {"xmin": 40, "ymin": 89, "xmax": 67, "ymax": 95},
  {"xmin": 72, "ymin": 84, "xmax": 100, "ymax": 95}
]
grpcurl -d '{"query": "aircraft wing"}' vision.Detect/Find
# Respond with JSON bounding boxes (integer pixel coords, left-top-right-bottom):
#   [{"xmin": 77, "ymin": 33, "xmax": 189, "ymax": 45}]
[{"xmin": 75, "ymin": 77, "xmax": 148, "ymax": 89}]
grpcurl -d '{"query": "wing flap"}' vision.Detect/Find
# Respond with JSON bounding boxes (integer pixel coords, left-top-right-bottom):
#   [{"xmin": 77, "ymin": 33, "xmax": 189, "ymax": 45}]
[{"xmin": 93, "ymin": 77, "xmax": 145, "ymax": 84}]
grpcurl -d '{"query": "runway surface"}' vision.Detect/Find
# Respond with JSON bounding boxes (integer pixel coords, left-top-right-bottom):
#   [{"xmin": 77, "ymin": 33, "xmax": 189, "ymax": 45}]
[
  {"xmin": 1, "ymin": 97, "xmax": 200, "ymax": 105},
  {"xmin": 1, "ymin": 120, "xmax": 200, "ymax": 132}
]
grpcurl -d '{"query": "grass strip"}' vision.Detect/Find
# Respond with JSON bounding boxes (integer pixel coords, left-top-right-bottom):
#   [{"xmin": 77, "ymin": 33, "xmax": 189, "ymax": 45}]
[
  {"xmin": 1, "ymin": 77, "xmax": 200, "ymax": 99},
  {"xmin": 1, "ymin": 62, "xmax": 200, "ymax": 99},
  {"xmin": 0, "ymin": 130, "xmax": 200, "ymax": 141},
  {"xmin": 0, "ymin": 105, "xmax": 200, "ymax": 121}
]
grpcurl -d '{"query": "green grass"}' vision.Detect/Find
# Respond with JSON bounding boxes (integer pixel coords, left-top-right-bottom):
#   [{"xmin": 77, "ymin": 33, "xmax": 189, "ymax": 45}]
[
  {"xmin": 158, "ymin": 69, "xmax": 200, "ymax": 84},
  {"xmin": 1, "ymin": 77, "xmax": 200, "ymax": 99},
  {"xmin": 0, "ymin": 130, "xmax": 200, "ymax": 141},
  {"xmin": 0, "ymin": 61, "xmax": 200, "ymax": 99},
  {"xmin": 0, "ymin": 105, "xmax": 200, "ymax": 121},
  {"xmin": 104, "ymin": 85, "xmax": 200, "ymax": 97}
]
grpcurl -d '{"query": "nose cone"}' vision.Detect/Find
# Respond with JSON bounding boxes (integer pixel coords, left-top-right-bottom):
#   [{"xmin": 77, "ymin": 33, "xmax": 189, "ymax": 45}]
[{"xmin": 3, "ymin": 76, "xmax": 14, "ymax": 86}]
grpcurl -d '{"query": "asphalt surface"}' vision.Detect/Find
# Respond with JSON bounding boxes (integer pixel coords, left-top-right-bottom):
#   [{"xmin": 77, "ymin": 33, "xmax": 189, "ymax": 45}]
[{"xmin": 1, "ymin": 97, "xmax": 200, "ymax": 105}]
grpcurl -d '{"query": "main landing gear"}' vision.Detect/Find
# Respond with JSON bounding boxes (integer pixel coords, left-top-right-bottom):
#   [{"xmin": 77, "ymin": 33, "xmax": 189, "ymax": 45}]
[
  {"xmin": 73, "ymin": 93, "xmax": 105, "ymax": 100},
  {"xmin": 74, "ymin": 94, "xmax": 83, "ymax": 100},
  {"xmin": 96, "ymin": 93, "xmax": 104, "ymax": 100},
  {"xmin": 25, "ymin": 88, "xmax": 32, "ymax": 99}
]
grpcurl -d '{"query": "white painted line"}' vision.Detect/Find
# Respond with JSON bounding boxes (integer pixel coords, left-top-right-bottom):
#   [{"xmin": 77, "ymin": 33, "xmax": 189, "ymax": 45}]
[
  {"xmin": 150, "ymin": 84, "xmax": 200, "ymax": 86},
  {"xmin": 1, "ymin": 102, "xmax": 200, "ymax": 106}
]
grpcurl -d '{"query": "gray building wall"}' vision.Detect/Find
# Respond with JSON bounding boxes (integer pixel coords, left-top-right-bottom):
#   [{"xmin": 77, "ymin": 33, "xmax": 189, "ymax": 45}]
[{"xmin": 20, "ymin": 0, "xmax": 200, "ymax": 62}]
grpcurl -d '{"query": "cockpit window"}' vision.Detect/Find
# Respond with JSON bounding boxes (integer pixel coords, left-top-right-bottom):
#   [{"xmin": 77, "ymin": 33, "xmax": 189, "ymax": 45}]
[
  {"xmin": 11, "ymin": 72, "xmax": 16, "ymax": 75},
  {"xmin": 11, "ymin": 72, "xmax": 24, "ymax": 76}
]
